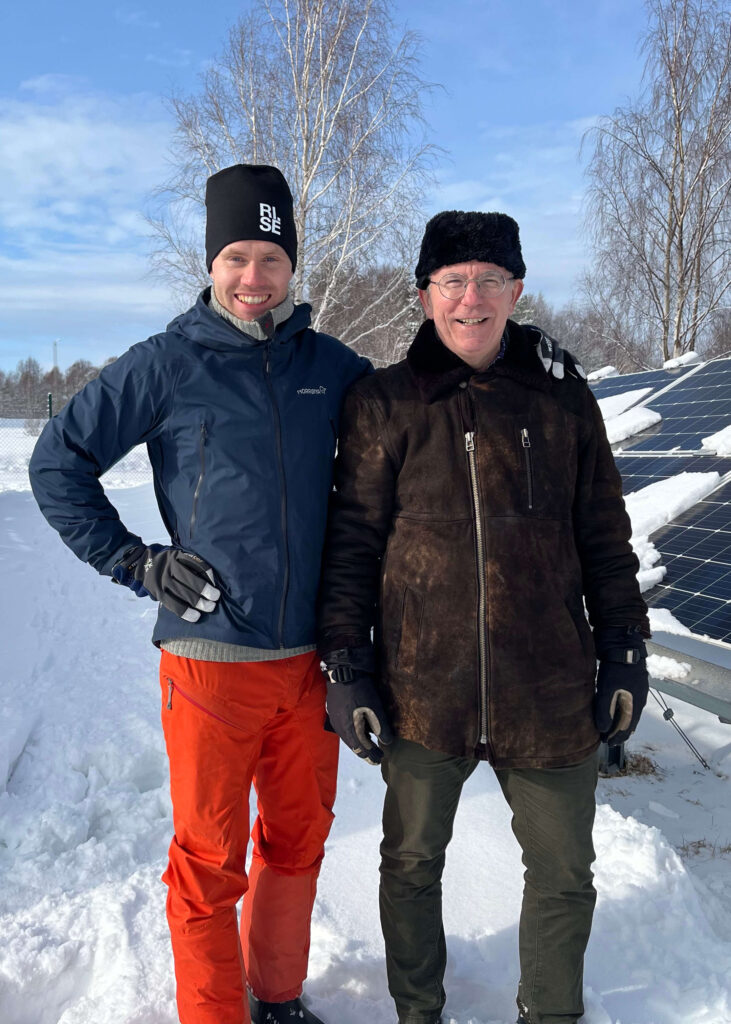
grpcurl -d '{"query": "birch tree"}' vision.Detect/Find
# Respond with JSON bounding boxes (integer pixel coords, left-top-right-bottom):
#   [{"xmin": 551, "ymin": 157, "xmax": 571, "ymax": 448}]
[
  {"xmin": 150, "ymin": 0, "xmax": 435, "ymax": 356},
  {"xmin": 584, "ymin": 0, "xmax": 730, "ymax": 362}
]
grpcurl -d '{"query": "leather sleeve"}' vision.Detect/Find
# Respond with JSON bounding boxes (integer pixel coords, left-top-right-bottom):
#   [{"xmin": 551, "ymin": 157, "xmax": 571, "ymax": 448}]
[
  {"xmin": 572, "ymin": 387, "xmax": 651, "ymax": 637},
  {"xmin": 317, "ymin": 383, "xmax": 397, "ymax": 651}
]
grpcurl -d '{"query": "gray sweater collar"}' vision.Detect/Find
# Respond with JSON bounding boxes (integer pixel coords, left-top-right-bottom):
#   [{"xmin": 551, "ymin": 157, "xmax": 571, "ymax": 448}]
[{"xmin": 210, "ymin": 288, "xmax": 295, "ymax": 341}]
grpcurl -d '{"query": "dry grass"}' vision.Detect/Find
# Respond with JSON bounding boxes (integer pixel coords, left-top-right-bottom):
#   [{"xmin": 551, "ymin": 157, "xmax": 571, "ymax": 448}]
[
  {"xmin": 678, "ymin": 837, "xmax": 731, "ymax": 860},
  {"xmin": 599, "ymin": 751, "xmax": 662, "ymax": 778}
]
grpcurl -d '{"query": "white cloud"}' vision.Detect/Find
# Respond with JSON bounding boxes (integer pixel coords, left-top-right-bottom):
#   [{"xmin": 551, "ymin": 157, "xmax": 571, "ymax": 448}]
[
  {"xmin": 0, "ymin": 80, "xmax": 170, "ymax": 250},
  {"xmin": 425, "ymin": 118, "xmax": 599, "ymax": 305},
  {"xmin": 145, "ymin": 49, "xmax": 194, "ymax": 68},
  {"xmin": 114, "ymin": 8, "xmax": 161, "ymax": 30},
  {"xmin": 0, "ymin": 77, "xmax": 182, "ymax": 370}
]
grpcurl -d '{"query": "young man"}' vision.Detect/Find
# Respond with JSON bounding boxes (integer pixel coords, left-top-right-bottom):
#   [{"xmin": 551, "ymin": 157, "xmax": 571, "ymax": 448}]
[
  {"xmin": 29, "ymin": 164, "xmax": 370, "ymax": 1024},
  {"xmin": 317, "ymin": 211, "xmax": 650, "ymax": 1024}
]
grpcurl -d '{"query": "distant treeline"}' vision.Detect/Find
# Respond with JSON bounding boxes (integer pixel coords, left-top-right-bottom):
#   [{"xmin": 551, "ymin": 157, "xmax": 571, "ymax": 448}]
[{"xmin": 0, "ymin": 356, "xmax": 115, "ymax": 419}]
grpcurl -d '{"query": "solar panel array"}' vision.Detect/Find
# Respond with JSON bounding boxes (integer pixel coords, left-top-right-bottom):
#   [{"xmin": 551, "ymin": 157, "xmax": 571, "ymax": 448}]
[{"xmin": 589, "ymin": 358, "xmax": 731, "ymax": 645}]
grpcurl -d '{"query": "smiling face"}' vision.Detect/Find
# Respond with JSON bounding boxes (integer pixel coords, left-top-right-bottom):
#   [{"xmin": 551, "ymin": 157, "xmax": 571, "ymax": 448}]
[
  {"xmin": 209, "ymin": 240, "xmax": 293, "ymax": 318},
  {"xmin": 418, "ymin": 260, "xmax": 524, "ymax": 370}
]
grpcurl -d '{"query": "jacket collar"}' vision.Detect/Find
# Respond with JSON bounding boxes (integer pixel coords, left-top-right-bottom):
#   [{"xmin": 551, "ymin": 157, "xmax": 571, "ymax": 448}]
[
  {"xmin": 166, "ymin": 287, "xmax": 313, "ymax": 352},
  {"xmin": 406, "ymin": 318, "xmax": 552, "ymax": 403}
]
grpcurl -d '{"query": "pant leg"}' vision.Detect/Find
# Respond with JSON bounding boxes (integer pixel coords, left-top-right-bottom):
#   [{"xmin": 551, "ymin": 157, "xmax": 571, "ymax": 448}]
[
  {"xmin": 160, "ymin": 652, "xmax": 270, "ymax": 1024},
  {"xmin": 495, "ymin": 753, "xmax": 598, "ymax": 1024},
  {"xmin": 379, "ymin": 737, "xmax": 477, "ymax": 1024},
  {"xmin": 242, "ymin": 651, "xmax": 339, "ymax": 1003}
]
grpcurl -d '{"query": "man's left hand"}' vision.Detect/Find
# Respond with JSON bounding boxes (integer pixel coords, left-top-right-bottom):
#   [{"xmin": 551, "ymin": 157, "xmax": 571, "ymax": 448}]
[
  {"xmin": 594, "ymin": 627, "xmax": 649, "ymax": 746},
  {"xmin": 322, "ymin": 646, "xmax": 394, "ymax": 764}
]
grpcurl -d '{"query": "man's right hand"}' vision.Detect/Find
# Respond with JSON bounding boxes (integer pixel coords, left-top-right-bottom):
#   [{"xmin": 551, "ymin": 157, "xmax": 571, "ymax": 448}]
[
  {"xmin": 112, "ymin": 545, "xmax": 221, "ymax": 622},
  {"xmin": 322, "ymin": 646, "xmax": 394, "ymax": 765}
]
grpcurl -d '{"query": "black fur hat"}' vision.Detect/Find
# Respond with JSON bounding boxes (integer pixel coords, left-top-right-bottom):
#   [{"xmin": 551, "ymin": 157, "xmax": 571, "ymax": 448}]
[
  {"xmin": 205, "ymin": 164, "xmax": 297, "ymax": 271},
  {"xmin": 415, "ymin": 210, "xmax": 526, "ymax": 286}
]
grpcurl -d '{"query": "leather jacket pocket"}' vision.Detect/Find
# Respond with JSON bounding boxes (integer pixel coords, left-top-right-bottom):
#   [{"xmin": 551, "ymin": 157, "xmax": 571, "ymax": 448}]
[{"xmin": 396, "ymin": 586, "xmax": 423, "ymax": 675}]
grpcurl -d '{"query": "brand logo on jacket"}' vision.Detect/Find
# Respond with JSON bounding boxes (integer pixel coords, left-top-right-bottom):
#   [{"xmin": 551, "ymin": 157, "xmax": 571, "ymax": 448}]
[
  {"xmin": 259, "ymin": 203, "xmax": 281, "ymax": 235},
  {"xmin": 297, "ymin": 386, "xmax": 327, "ymax": 395}
]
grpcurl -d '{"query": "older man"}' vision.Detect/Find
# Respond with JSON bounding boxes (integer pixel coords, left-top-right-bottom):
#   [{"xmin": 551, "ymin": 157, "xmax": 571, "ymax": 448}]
[
  {"xmin": 29, "ymin": 164, "xmax": 371, "ymax": 1024},
  {"xmin": 317, "ymin": 211, "xmax": 650, "ymax": 1024}
]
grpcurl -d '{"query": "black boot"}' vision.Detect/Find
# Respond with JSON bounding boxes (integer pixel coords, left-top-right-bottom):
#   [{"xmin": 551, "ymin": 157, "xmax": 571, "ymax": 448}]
[{"xmin": 249, "ymin": 992, "xmax": 325, "ymax": 1024}]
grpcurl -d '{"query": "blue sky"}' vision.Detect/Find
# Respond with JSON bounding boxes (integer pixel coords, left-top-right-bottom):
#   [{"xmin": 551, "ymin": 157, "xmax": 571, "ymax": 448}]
[{"xmin": 0, "ymin": 0, "xmax": 650, "ymax": 371}]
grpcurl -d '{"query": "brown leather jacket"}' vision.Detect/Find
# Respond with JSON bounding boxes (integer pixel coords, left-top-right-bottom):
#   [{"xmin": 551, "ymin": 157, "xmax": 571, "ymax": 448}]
[{"xmin": 318, "ymin": 319, "xmax": 649, "ymax": 767}]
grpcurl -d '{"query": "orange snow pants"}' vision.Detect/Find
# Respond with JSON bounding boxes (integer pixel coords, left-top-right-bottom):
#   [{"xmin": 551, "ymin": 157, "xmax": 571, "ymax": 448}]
[{"xmin": 159, "ymin": 649, "xmax": 339, "ymax": 1024}]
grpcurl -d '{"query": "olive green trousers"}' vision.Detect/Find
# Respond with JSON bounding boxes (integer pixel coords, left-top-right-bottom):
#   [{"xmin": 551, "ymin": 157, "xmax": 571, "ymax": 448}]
[{"xmin": 379, "ymin": 738, "xmax": 598, "ymax": 1024}]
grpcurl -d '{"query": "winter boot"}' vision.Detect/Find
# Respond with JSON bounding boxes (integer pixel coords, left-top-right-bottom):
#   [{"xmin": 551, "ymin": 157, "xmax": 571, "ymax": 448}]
[{"xmin": 248, "ymin": 992, "xmax": 325, "ymax": 1024}]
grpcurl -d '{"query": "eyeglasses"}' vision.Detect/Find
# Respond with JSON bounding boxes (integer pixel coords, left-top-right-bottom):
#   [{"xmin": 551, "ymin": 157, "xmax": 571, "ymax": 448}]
[{"xmin": 428, "ymin": 271, "xmax": 514, "ymax": 299}]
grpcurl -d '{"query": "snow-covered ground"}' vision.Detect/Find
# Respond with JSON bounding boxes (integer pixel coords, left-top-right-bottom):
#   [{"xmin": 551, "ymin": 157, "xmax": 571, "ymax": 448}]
[
  {"xmin": 0, "ymin": 421, "xmax": 151, "ymax": 493},
  {"xmin": 2, "ymin": 478, "xmax": 731, "ymax": 1023}
]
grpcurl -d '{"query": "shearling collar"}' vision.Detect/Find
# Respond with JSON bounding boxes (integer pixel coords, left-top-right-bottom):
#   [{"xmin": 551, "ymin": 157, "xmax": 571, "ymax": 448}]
[{"xmin": 406, "ymin": 318, "xmax": 552, "ymax": 403}]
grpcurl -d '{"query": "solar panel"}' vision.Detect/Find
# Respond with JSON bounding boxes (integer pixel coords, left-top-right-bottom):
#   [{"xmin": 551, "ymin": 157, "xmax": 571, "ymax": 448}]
[
  {"xmin": 587, "ymin": 358, "xmax": 731, "ymax": 644},
  {"xmin": 614, "ymin": 358, "xmax": 731, "ymax": 454},
  {"xmin": 643, "ymin": 479, "xmax": 731, "ymax": 643},
  {"xmin": 589, "ymin": 366, "xmax": 695, "ymax": 402},
  {"xmin": 613, "ymin": 454, "xmax": 731, "ymax": 495}
]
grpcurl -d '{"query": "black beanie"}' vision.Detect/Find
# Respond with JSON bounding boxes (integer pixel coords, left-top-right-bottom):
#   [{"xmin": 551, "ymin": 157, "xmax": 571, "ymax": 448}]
[
  {"xmin": 205, "ymin": 164, "xmax": 297, "ymax": 271},
  {"xmin": 415, "ymin": 210, "xmax": 525, "ymax": 286}
]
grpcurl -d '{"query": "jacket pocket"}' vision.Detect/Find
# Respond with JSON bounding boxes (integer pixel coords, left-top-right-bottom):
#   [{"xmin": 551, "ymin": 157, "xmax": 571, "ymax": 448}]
[
  {"xmin": 520, "ymin": 427, "xmax": 534, "ymax": 510},
  {"xmin": 396, "ymin": 586, "xmax": 423, "ymax": 675},
  {"xmin": 563, "ymin": 598, "xmax": 596, "ymax": 665},
  {"xmin": 189, "ymin": 420, "xmax": 208, "ymax": 540}
]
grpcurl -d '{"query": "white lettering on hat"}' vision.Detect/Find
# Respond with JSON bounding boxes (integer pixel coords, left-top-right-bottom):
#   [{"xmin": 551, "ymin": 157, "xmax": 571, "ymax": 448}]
[{"xmin": 259, "ymin": 203, "xmax": 281, "ymax": 235}]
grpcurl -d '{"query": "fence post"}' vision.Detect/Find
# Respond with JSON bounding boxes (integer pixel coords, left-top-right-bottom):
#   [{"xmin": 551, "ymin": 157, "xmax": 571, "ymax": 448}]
[{"xmin": 47, "ymin": 392, "xmax": 53, "ymax": 419}]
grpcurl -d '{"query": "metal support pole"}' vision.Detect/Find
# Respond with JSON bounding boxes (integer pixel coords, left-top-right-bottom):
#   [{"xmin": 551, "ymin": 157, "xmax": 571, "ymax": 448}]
[
  {"xmin": 598, "ymin": 740, "xmax": 625, "ymax": 774},
  {"xmin": 47, "ymin": 392, "xmax": 53, "ymax": 419}
]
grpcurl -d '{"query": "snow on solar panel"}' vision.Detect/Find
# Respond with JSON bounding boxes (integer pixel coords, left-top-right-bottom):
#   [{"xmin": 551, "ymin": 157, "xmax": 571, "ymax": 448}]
[
  {"xmin": 646, "ymin": 480, "xmax": 731, "ymax": 643},
  {"xmin": 589, "ymin": 365, "xmax": 695, "ymax": 402},
  {"xmin": 616, "ymin": 358, "xmax": 731, "ymax": 454},
  {"xmin": 589, "ymin": 358, "xmax": 731, "ymax": 644}
]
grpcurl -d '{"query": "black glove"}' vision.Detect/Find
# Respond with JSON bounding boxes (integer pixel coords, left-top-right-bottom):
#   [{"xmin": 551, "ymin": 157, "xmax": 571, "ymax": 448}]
[
  {"xmin": 323, "ymin": 646, "xmax": 394, "ymax": 765},
  {"xmin": 594, "ymin": 626, "xmax": 649, "ymax": 746},
  {"xmin": 112, "ymin": 544, "xmax": 221, "ymax": 622}
]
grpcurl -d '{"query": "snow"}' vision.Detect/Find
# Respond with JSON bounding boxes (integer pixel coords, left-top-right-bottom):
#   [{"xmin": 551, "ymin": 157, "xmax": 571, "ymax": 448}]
[
  {"xmin": 648, "ymin": 608, "xmax": 693, "ymax": 636},
  {"xmin": 604, "ymin": 405, "xmax": 662, "ymax": 445},
  {"xmin": 702, "ymin": 425, "xmax": 731, "ymax": 457},
  {"xmin": 587, "ymin": 365, "xmax": 619, "ymax": 381},
  {"xmin": 663, "ymin": 351, "xmax": 701, "ymax": 369},
  {"xmin": 596, "ymin": 387, "xmax": 653, "ymax": 420},
  {"xmin": 647, "ymin": 654, "xmax": 691, "ymax": 682},
  {"xmin": 3, "ymin": 474, "xmax": 731, "ymax": 1024},
  {"xmin": 0, "ymin": 421, "xmax": 151, "ymax": 493},
  {"xmin": 595, "ymin": 387, "xmax": 661, "ymax": 446},
  {"xmin": 623, "ymin": 472, "xmax": 722, "ymax": 592}
]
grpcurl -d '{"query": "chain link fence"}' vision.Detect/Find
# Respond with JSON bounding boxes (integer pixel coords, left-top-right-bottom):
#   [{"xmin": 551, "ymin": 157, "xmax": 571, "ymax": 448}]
[{"xmin": 0, "ymin": 393, "xmax": 153, "ymax": 492}]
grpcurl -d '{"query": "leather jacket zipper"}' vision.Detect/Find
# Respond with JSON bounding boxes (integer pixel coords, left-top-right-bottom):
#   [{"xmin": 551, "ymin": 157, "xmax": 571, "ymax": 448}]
[
  {"xmin": 465, "ymin": 430, "xmax": 489, "ymax": 748},
  {"xmin": 190, "ymin": 421, "xmax": 208, "ymax": 538},
  {"xmin": 521, "ymin": 428, "xmax": 533, "ymax": 510},
  {"xmin": 264, "ymin": 344, "xmax": 290, "ymax": 647}
]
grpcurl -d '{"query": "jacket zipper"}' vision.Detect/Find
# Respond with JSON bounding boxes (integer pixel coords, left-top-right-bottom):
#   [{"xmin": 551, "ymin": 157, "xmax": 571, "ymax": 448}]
[
  {"xmin": 521, "ymin": 428, "xmax": 533, "ymax": 511},
  {"xmin": 165, "ymin": 678, "xmax": 245, "ymax": 731},
  {"xmin": 189, "ymin": 421, "xmax": 208, "ymax": 538},
  {"xmin": 465, "ymin": 430, "xmax": 489, "ymax": 747},
  {"xmin": 264, "ymin": 344, "xmax": 290, "ymax": 647}
]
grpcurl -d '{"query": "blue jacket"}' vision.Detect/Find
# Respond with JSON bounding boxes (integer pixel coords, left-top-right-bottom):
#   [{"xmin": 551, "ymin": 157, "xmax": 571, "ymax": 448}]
[{"xmin": 29, "ymin": 289, "xmax": 370, "ymax": 649}]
